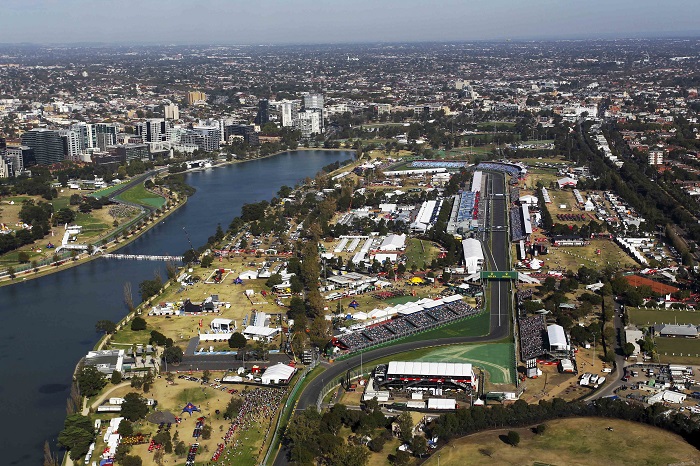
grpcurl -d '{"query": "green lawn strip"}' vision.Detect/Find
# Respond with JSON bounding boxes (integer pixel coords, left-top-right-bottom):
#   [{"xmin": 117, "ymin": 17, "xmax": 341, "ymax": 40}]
[
  {"xmin": 656, "ymin": 337, "xmax": 700, "ymax": 364},
  {"xmin": 89, "ymin": 183, "xmax": 128, "ymax": 199},
  {"xmin": 109, "ymin": 327, "xmax": 152, "ymax": 346},
  {"xmin": 628, "ymin": 307, "xmax": 700, "ymax": 327},
  {"xmin": 404, "ymin": 238, "xmax": 437, "ymax": 269},
  {"xmin": 398, "ymin": 311, "xmax": 490, "ymax": 343},
  {"xmin": 116, "ymin": 183, "xmax": 166, "ymax": 208}
]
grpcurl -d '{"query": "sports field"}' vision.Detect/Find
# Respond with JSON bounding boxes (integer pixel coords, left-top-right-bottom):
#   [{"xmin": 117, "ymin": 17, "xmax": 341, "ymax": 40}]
[
  {"xmin": 414, "ymin": 343, "xmax": 514, "ymax": 384},
  {"xmin": 422, "ymin": 417, "xmax": 700, "ymax": 466},
  {"xmin": 656, "ymin": 337, "xmax": 700, "ymax": 365},
  {"xmin": 628, "ymin": 307, "xmax": 700, "ymax": 327}
]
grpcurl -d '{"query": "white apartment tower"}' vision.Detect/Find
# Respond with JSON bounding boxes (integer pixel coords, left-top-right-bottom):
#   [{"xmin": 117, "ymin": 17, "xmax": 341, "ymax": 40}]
[{"xmin": 164, "ymin": 103, "xmax": 180, "ymax": 120}]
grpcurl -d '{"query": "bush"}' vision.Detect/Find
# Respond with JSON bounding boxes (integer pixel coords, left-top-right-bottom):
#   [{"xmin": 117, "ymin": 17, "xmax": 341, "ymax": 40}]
[
  {"xmin": 507, "ymin": 431, "xmax": 520, "ymax": 446},
  {"xmin": 535, "ymin": 424, "xmax": 546, "ymax": 435}
]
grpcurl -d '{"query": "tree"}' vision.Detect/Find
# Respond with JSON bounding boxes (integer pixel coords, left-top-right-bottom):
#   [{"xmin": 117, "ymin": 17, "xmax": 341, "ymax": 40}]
[
  {"xmin": 163, "ymin": 346, "xmax": 183, "ymax": 364},
  {"xmin": 265, "ymin": 273, "xmax": 283, "ymax": 288},
  {"xmin": 535, "ymin": 424, "xmax": 547, "ymax": 434},
  {"xmin": 95, "ymin": 320, "xmax": 117, "ymax": 334},
  {"xmin": 43, "ymin": 440, "xmax": 57, "ymax": 466},
  {"xmin": 131, "ymin": 316, "xmax": 147, "ymax": 331},
  {"xmin": 111, "ymin": 371, "xmax": 122, "ymax": 384},
  {"xmin": 121, "ymin": 392, "xmax": 149, "ymax": 421},
  {"xmin": 118, "ymin": 419, "xmax": 134, "ymax": 436},
  {"xmin": 623, "ymin": 342, "xmax": 636, "ymax": 357},
  {"xmin": 200, "ymin": 254, "xmax": 214, "ymax": 268},
  {"xmin": 201, "ymin": 424, "xmax": 212, "ymax": 440},
  {"xmin": 228, "ymin": 332, "xmax": 248, "ymax": 349},
  {"xmin": 139, "ymin": 277, "xmax": 162, "ymax": 301},
  {"xmin": 391, "ymin": 450, "xmax": 412, "ymax": 466},
  {"xmin": 397, "ymin": 411, "xmax": 414, "ymax": 443},
  {"xmin": 7, "ymin": 266, "xmax": 16, "ymax": 280},
  {"xmin": 76, "ymin": 365, "xmax": 107, "ymax": 397},
  {"xmin": 507, "ymin": 430, "xmax": 520, "ymax": 446},
  {"xmin": 57, "ymin": 414, "xmax": 94, "ymax": 460},
  {"xmin": 411, "ymin": 435, "xmax": 428, "ymax": 458},
  {"xmin": 18, "ymin": 251, "xmax": 30, "ymax": 263}
]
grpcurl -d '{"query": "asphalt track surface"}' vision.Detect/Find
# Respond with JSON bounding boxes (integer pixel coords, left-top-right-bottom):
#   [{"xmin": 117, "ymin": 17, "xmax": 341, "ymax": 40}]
[{"xmin": 272, "ymin": 171, "xmax": 512, "ymax": 466}]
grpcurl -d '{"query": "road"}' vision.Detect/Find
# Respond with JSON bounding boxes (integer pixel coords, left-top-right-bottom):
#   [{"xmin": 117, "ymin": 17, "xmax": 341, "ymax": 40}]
[
  {"xmin": 272, "ymin": 171, "xmax": 513, "ymax": 466},
  {"xmin": 586, "ymin": 300, "xmax": 627, "ymax": 400}
]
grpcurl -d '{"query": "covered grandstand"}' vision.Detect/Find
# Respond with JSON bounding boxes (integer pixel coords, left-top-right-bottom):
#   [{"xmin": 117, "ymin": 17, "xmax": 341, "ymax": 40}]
[
  {"xmin": 510, "ymin": 204, "xmax": 532, "ymax": 242},
  {"xmin": 447, "ymin": 191, "xmax": 480, "ymax": 234},
  {"xmin": 471, "ymin": 171, "xmax": 483, "ymax": 193},
  {"xmin": 410, "ymin": 199, "xmax": 443, "ymax": 233},
  {"xmin": 476, "ymin": 161, "xmax": 527, "ymax": 178},
  {"xmin": 376, "ymin": 361, "xmax": 477, "ymax": 390}
]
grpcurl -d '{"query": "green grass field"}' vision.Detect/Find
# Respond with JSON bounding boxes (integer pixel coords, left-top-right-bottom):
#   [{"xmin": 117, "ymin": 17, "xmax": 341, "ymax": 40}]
[
  {"xmin": 415, "ymin": 343, "xmax": 514, "ymax": 384},
  {"xmin": 116, "ymin": 183, "xmax": 166, "ymax": 208},
  {"xmin": 656, "ymin": 338, "xmax": 700, "ymax": 364},
  {"xmin": 422, "ymin": 417, "xmax": 700, "ymax": 466},
  {"xmin": 629, "ymin": 307, "xmax": 700, "ymax": 327},
  {"xmin": 400, "ymin": 311, "xmax": 491, "ymax": 343},
  {"xmin": 404, "ymin": 238, "xmax": 439, "ymax": 270}
]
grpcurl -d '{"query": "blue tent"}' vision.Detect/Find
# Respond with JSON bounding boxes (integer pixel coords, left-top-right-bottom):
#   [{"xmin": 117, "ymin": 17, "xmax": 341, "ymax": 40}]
[
  {"xmin": 233, "ymin": 277, "xmax": 243, "ymax": 284},
  {"xmin": 181, "ymin": 402, "xmax": 202, "ymax": 416},
  {"xmin": 348, "ymin": 300, "xmax": 359, "ymax": 309}
]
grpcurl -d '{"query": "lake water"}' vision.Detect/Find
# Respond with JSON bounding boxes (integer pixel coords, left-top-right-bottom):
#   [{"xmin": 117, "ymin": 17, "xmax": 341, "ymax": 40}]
[{"xmin": 0, "ymin": 150, "xmax": 353, "ymax": 464}]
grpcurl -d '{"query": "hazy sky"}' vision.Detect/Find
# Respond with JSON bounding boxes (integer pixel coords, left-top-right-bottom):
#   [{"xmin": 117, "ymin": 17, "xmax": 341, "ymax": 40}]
[{"xmin": 2, "ymin": 0, "xmax": 699, "ymax": 45}]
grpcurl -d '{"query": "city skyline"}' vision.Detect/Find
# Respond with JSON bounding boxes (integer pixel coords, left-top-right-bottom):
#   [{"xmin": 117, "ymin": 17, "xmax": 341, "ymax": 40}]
[{"xmin": 2, "ymin": 0, "xmax": 699, "ymax": 45}]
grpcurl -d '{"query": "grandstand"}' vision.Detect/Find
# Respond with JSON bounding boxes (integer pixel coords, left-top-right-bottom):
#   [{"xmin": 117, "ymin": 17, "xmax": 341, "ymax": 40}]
[
  {"xmin": 410, "ymin": 160, "xmax": 469, "ymax": 169},
  {"xmin": 522, "ymin": 204, "xmax": 532, "ymax": 236},
  {"xmin": 447, "ymin": 191, "xmax": 480, "ymax": 234},
  {"xmin": 510, "ymin": 207, "xmax": 526, "ymax": 241},
  {"xmin": 476, "ymin": 161, "xmax": 527, "ymax": 178},
  {"xmin": 335, "ymin": 295, "xmax": 479, "ymax": 352},
  {"xmin": 376, "ymin": 361, "xmax": 477, "ymax": 390},
  {"xmin": 518, "ymin": 315, "xmax": 547, "ymax": 360},
  {"xmin": 541, "ymin": 187, "xmax": 551, "ymax": 203}
]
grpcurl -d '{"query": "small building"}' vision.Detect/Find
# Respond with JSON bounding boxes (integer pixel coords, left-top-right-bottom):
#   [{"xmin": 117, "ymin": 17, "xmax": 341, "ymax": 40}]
[
  {"xmin": 260, "ymin": 363, "xmax": 296, "ymax": 385},
  {"xmin": 655, "ymin": 324, "xmax": 699, "ymax": 339},
  {"xmin": 624, "ymin": 327, "xmax": 644, "ymax": 356},
  {"xmin": 210, "ymin": 318, "xmax": 235, "ymax": 332},
  {"xmin": 84, "ymin": 349, "xmax": 125, "ymax": 376},
  {"xmin": 242, "ymin": 326, "xmax": 280, "ymax": 342},
  {"xmin": 462, "ymin": 238, "xmax": 484, "ymax": 274},
  {"xmin": 552, "ymin": 235, "xmax": 586, "ymax": 247},
  {"xmin": 379, "ymin": 234, "xmax": 407, "ymax": 251}
]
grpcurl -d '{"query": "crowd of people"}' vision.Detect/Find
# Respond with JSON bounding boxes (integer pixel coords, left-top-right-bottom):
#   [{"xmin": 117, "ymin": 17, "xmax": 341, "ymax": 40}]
[
  {"xmin": 211, "ymin": 387, "xmax": 285, "ymax": 465},
  {"xmin": 519, "ymin": 315, "xmax": 547, "ymax": 360},
  {"xmin": 337, "ymin": 299, "xmax": 479, "ymax": 351},
  {"xmin": 510, "ymin": 187, "xmax": 520, "ymax": 203},
  {"xmin": 476, "ymin": 162, "xmax": 523, "ymax": 178},
  {"xmin": 411, "ymin": 160, "xmax": 469, "ymax": 169},
  {"xmin": 511, "ymin": 207, "xmax": 526, "ymax": 241}
]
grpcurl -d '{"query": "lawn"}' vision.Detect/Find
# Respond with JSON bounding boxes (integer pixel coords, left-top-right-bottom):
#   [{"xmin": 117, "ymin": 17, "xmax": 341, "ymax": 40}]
[
  {"xmin": 422, "ymin": 417, "xmax": 700, "ymax": 466},
  {"xmin": 414, "ymin": 343, "xmax": 515, "ymax": 384},
  {"xmin": 656, "ymin": 338, "xmax": 700, "ymax": 365},
  {"xmin": 404, "ymin": 238, "xmax": 440, "ymax": 270},
  {"xmin": 89, "ymin": 182, "xmax": 129, "ymax": 199},
  {"xmin": 116, "ymin": 183, "xmax": 166, "ymax": 208},
  {"xmin": 529, "ymin": 238, "xmax": 638, "ymax": 272},
  {"xmin": 628, "ymin": 307, "xmax": 700, "ymax": 327}
]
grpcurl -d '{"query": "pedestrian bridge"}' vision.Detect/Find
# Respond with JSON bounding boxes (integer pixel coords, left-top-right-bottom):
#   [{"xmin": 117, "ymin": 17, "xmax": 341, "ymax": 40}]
[{"xmin": 101, "ymin": 254, "xmax": 183, "ymax": 261}]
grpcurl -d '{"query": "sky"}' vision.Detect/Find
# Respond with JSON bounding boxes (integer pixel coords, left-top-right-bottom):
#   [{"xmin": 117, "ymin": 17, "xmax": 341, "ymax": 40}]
[{"xmin": 2, "ymin": 0, "xmax": 699, "ymax": 45}]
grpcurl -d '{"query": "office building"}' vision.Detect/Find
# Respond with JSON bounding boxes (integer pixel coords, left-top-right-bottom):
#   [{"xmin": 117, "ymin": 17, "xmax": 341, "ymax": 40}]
[
  {"xmin": 21, "ymin": 128, "xmax": 64, "ymax": 165},
  {"xmin": 181, "ymin": 126, "xmax": 221, "ymax": 152},
  {"xmin": 5, "ymin": 145, "xmax": 34, "ymax": 173},
  {"xmin": 187, "ymin": 91, "xmax": 207, "ymax": 105},
  {"xmin": 109, "ymin": 144, "xmax": 150, "ymax": 163},
  {"xmin": 0, "ymin": 156, "xmax": 9, "ymax": 178},
  {"xmin": 164, "ymin": 103, "xmax": 179, "ymax": 120},
  {"xmin": 224, "ymin": 124, "xmax": 259, "ymax": 146}
]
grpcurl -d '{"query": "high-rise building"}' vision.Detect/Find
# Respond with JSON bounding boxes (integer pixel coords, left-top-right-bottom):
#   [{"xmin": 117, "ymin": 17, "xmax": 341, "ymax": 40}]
[
  {"xmin": 224, "ymin": 124, "xmax": 259, "ymax": 146},
  {"xmin": 0, "ymin": 156, "xmax": 9, "ymax": 178},
  {"xmin": 136, "ymin": 119, "xmax": 170, "ymax": 143},
  {"xmin": 70, "ymin": 122, "xmax": 94, "ymax": 150},
  {"xmin": 59, "ymin": 130, "xmax": 81, "ymax": 162},
  {"xmin": 255, "ymin": 99, "xmax": 270, "ymax": 126},
  {"xmin": 164, "ymin": 103, "xmax": 180, "ymax": 120},
  {"xmin": 5, "ymin": 145, "xmax": 34, "ymax": 173},
  {"xmin": 295, "ymin": 110, "xmax": 321, "ymax": 138},
  {"xmin": 94, "ymin": 123, "xmax": 119, "ymax": 151},
  {"xmin": 187, "ymin": 125, "xmax": 221, "ymax": 151},
  {"xmin": 21, "ymin": 128, "xmax": 64, "ymax": 165},
  {"xmin": 280, "ymin": 100, "xmax": 299, "ymax": 127},
  {"xmin": 303, "ymin": 93, "xmax": 324, "ymax": 132},
  {"xmin": 109, "ymin": 144, "xmax": 150, "ymax": 163},
  {"xmin": 187, "ymin": 91, "xmax": 207, "ymax": 105}
]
